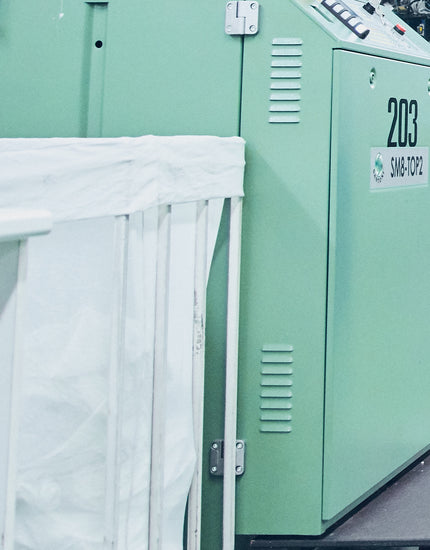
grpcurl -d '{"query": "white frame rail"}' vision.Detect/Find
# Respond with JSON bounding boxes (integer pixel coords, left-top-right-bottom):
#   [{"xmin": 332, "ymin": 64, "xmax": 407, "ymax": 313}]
[{"xmin": 0, "ymin": 209, "xmax": 52, "ymax": 550}]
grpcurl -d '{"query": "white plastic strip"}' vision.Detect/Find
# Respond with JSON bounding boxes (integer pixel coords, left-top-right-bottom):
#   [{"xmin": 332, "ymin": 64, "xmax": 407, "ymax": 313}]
[
  {"xmin": 187, "ymin": 201, "xmax": 209, "ymax": 550},
  {"xmin": 4, "ymin": 240, "xmax": 28, "ymax": 550},
  {"xmin": 149, "ymin": 205, "xmax": 172, "ymax": 550},
  {"xmin": 104, "ymin": 216, "xmax": 129, "ymax": 549},
  {"xmin": 223, "ymin": 197, "xmax": 243, "ymax": 550}
]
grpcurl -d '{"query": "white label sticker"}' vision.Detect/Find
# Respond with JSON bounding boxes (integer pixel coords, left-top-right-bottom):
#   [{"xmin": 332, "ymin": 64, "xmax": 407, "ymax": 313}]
[{"xmin": 370, "ymin": 147, "xmax": 428, "ymax": 189}]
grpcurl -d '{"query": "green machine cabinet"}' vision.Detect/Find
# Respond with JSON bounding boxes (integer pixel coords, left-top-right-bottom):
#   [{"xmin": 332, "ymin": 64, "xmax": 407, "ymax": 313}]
[{"xmin": 204, "ymin": 0, "xmax": 430, "ymax": 546}]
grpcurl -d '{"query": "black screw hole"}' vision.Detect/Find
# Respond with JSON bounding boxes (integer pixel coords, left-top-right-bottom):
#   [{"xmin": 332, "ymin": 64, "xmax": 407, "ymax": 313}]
[{"xmin": 95, "ymin": 40, "xmax": 103, "ymax": 48}]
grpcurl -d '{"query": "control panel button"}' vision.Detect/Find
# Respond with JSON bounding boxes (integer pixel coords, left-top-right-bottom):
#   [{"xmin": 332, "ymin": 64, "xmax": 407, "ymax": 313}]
[
  {"xmin": 355, "ymin": 23, "xmax": 368, "ymax": 34},
  {"xmin": 394, "ymin": 23, "xmax": 406, "ymax": 35},
  {"xmin": 333, "ymin": 3, "xmax": 345, "ymax": 13},
  {"xmin": 321, "ymin": 0, "xmax": 370, "ymax": 40},
  {"xmin": 363, "ymin": 2, "xmax": 376, "ymax": 14}
]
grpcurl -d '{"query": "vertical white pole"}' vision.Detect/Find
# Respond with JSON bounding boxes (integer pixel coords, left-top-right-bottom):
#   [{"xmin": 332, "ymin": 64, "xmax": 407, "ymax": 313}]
[
  {"xmin": 140, "ymin": 208, "xmax": 157, "ymax": 549},
  {"xmin": 223, "ymin": 197, "xmax": 243, "ymax": 550},
  {"xmin": 105, "ymin": 215, "xmax": 129, "ymax": 550},
  {"xmin": 187, "ymin": 200, "xmax": 209, "ymax": 550},
  {"xmin": 4, "ymin": 240, "xmax": 29, "ymax": 550},
  {"xmin": 149, "ymin": 204, "xmax": 171, "ymax": 550}
]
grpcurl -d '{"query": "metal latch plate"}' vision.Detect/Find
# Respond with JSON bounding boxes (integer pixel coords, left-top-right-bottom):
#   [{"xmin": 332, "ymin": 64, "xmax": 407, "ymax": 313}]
[
  {"xmin": 225, "ymin": 1, "xmax": 259, "ymax": 35},
  {"xmin": 210, "ymin": 439, "xmax": 245, "ymax": 476}
]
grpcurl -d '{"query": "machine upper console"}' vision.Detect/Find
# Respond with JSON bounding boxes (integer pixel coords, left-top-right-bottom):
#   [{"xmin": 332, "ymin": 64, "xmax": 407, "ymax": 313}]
[{"xmin": 318, "ymin": 0, "xmax": 430, "ymax": 57}]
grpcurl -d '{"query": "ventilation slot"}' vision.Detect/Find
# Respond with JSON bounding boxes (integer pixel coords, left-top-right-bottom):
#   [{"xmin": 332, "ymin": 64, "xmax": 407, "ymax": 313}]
[
  {"xmin": 260, "ymin": 344, "xmax": 294, "ymax": 433},
  {"xmin": 269, "ymin": 38, "xmax": 302, "ymax": 124}
]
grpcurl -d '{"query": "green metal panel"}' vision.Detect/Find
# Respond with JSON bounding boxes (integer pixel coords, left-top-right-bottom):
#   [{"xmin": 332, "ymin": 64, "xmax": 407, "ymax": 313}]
[
  {"xmin": 0, "ymin": 0, "xmax": 242, "ymax": 138},
  {"xmin": 101, "ymin": 0, "xmax": 243, "ymax": 137},
  {"xmin": 323, "ymin": 50, "xmax": 430, "ymax": 521},
  {"xmin": 0, "ymin": 0, "xmax": 90, "ymax": 137},
  {"xmin": 233, "ymin": 0, "xmax": 334, "ymax": 536}
]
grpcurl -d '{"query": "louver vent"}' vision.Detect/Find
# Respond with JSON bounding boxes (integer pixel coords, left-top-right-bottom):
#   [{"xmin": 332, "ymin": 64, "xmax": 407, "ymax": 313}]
[
  {"xmin": 260, "ymin": 344, "xmax": 294, "ymax": 433},
  {"xmin": 269, "ymin": 38, "xmax": 302, "ymax": 124}
]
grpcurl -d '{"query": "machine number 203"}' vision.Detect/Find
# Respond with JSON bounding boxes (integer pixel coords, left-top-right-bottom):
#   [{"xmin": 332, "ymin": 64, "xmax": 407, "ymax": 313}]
[
  {"xmin": 387, "ymin": 97, "xmax": 418, "ymax": 148},
  {"xmin": 370, "ymin": 98, "xmax": 427, "ymax": 190}
]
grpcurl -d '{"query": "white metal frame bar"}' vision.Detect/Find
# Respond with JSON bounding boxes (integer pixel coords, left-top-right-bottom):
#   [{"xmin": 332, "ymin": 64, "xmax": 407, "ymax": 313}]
[
  {"xmin": 4, "ymin": 240, "xmax": 29, "ymax": 550},
  {"xmin": 187, "ymin": 200, "xmax": 209, "ymax": 550},
  {"xmin": 149, "ymin": 204, "xmax": 172, "ymax": 550},
  {"xmin": 223, "ymin": 196, "xmax": 243, "ymax": 550},
  {"xmin": 104, "ymin": 215, "xmax": 129, "ymax": 549}
]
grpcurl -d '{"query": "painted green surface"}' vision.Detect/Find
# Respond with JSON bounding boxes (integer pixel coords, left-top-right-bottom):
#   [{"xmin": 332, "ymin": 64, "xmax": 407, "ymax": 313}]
[
  {"xmin": 101, "ymin": 0, "xmax": 243, "ymax": 137},
  {"xmin": 0, "ymin": 0, "xmax": 90, "ymax": 137},
  {"xmin": 0, "ymin": 0, "xmax": 242, "ymax": 138},
  {"xmin": 324, "ymin": 51, "xmax": 430, "ymax": 520},
  {"xmin": 234, "ymin": 0, "xmax": 333, "ymax": 535}
]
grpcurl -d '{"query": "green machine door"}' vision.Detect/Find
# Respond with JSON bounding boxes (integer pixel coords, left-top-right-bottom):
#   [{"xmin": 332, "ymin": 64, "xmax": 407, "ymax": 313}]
[
  {"xmin": 323, "ymin": 50, "xmax": 430, "ymax": 520},
  {"xmin": 232, "ymin": 0, "xmax": 334, "ymax": 538},
  {"xmin": 101, "ymin": 0, "xmax": 243, "ymax": 137}
]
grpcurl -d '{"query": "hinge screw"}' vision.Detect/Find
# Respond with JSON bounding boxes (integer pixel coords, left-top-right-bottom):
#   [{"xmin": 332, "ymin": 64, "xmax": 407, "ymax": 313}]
[
  {"xmin": 212, "ymin": 442, "xmax": 219, "ymax": 450},
  {"xmin": 250, "ymin": 2, "xmax": 257, "ymax": 8},
  {"xmin": 211, "ymin": 466, "xmax": 217, "ymax": 473},
  {"xmin": 236, "ymin": 466, "xmax": 243, "ymax": 474},
  {"xmin": 236, "ymin": 442, "xmax": 243, "ymax": 449}
]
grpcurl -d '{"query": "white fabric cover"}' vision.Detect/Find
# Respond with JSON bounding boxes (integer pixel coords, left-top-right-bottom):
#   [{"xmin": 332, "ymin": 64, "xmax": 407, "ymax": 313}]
[
  {"xmin": 0, "ymin": 136, "xmax": 245, "ymax": 550},
  {"xmin": 0, "ymin": 136, "xmax": 244, "ymax": 221}
]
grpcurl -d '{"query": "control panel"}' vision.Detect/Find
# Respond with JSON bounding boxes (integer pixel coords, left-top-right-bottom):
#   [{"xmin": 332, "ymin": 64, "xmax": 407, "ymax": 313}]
[
  {"xmin": 318, "ymin": 0, "xmax": 430, "ymax": 57},
  {"xmin": 322, "ymin": 0, "xmax": 370, "ymax": 38}
]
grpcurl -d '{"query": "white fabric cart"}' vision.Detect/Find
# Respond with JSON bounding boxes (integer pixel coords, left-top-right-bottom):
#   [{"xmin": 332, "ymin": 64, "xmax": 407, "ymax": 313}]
[{"xmin": 0, "ymin": 136, "xmax": 245, "ymax": 550}]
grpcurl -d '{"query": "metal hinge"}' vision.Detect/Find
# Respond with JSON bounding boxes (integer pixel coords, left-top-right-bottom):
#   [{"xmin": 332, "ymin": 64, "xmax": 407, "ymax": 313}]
[
  {"xmin": 209, "ymin": 440, "xmax": 246, "ymax": 476},
  {"xmin": 225, "ymin": 1, "xmax": 259, "ymax": 36}
]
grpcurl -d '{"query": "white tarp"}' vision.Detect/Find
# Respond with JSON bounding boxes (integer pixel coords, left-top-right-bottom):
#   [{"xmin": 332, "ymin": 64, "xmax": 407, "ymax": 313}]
[
  {"xmin": 0, "ymin": 136, "xmax": 244, "ymax": 221},
  {"xmin": 0, "ymin": 136, "xmax": 245, "ymax": 550}
]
